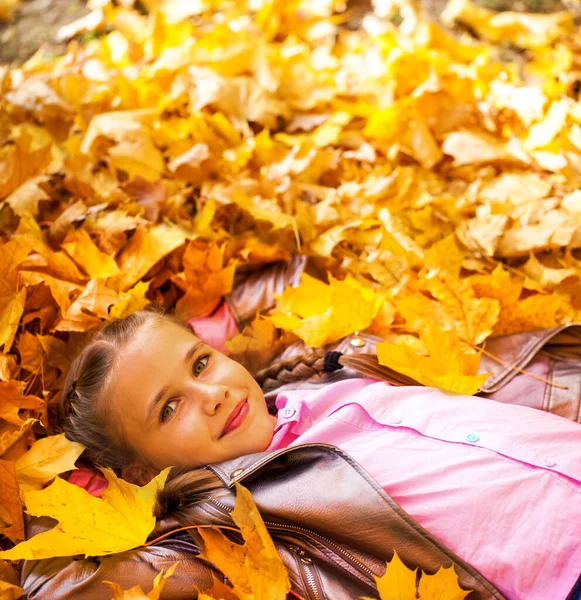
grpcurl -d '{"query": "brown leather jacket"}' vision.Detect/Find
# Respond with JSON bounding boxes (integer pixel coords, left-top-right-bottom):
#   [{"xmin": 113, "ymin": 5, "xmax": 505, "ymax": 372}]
[
  {"xmin": 22, "ymin": 444, "xmax": 507, "ymax": 600},
  {"xmin": 20, "ymin": 256, "xmax": 581, "ymax": 599}
]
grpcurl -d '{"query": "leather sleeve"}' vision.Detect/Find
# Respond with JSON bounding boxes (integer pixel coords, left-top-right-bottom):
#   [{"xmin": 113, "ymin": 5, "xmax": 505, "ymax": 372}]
[
  {"xmin": 21, "ymin": 518, "xmax": 217, "ymax": 599},
  {"xmin": 225, "ymin": 255, "xmax": 306, "ymax": 328}
]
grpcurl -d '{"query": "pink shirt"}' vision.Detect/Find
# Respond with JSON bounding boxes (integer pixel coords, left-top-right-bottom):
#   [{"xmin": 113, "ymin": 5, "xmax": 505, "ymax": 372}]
[{"xmin": 267, "ymin": 378, "xmax": 581, "ymax": 600}]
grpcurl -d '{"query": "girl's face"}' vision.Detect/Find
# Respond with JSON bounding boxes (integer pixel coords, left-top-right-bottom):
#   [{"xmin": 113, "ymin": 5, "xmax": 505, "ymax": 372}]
[{"xmin": 107, "ymin": 320, "xmax": 277, "ymax": 470}]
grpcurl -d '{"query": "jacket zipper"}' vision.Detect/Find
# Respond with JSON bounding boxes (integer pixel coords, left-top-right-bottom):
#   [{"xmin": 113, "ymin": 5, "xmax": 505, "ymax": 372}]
[
  {"xmin": 209, "ymin": 498, "xmax": 377, "ymax": 581},
  {"xmin": 288, "ymin": 544, "xmax": 321, "ymax": 600}
]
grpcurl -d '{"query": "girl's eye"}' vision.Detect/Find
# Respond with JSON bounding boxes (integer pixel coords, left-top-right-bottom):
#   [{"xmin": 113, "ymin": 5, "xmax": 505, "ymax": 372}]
[
  {"xmin": 193, "ymin": 354, "xmax": 209, "ymax": 376},
  {"xmin": 160, "ymin": 399, "xmax": 178, "ymax": 423}
]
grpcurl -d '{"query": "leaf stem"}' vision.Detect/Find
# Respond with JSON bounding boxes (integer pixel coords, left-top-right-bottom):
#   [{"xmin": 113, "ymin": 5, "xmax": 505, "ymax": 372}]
[
  {"xmin": 144, "ymin": 524, "xmax": 240, "ymax": 547},
  {"xmin": 472, "ymin": 342, "xmax": 568, "ymax": 389}
]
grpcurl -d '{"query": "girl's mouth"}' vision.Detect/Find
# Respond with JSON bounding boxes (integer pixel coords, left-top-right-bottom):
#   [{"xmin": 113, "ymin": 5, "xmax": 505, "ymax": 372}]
[{"xmin": 220, "ymin": 399, "xmax": 249, "ymax": 437}]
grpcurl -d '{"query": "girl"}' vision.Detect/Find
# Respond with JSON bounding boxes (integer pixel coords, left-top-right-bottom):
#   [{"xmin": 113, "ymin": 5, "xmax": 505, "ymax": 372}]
[{"xmin": 20, "ymin": 258, "xmax": 581, "ymax": 600}]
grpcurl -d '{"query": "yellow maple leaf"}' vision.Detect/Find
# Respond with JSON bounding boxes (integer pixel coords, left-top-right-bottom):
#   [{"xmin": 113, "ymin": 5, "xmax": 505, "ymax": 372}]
[
  {"xmin": 199, "ymin": 482, "xmax": 290, "ymax": 600},
  {"xmin": 269, "ymin": 273, "xmax": 386, "ymax": 348},
  {"xmin": 175, "ymin": 242, "xmax": 237, "ymax": 321},
  {"xmin": 361, "ymin": 550, "xmax": 471, "ymax": 600},
  {"xmin": 418, "ymin": 565, "xmax": 470, "ymax": 600},
  {"xmin": 109, "ymin": 281, "xmax": 151, "ymax": 320},
  {"xmin": 377, "ymin": 326, "xmax": 490, "ymax": 395},
  {"xmin": 109, "ymin": 224, "xmax": 190, "ymax": 292},
  {"xmin": 61, "ymin": 229, "xmax": 120, "ymax": 279},
  {"xmin": 105, "ymin": 563, "xmax": 178, "ymax": 600},
  {"xmin": 14, "ymin": 433, "xmax": 85, "ymax": 493},
  {"xmin": 0, "ymin": 468, "xmax": 170, "ymax": 560},
  {"xmin": 361, "ymin": 550, "xmax": 417, "ymax": 600}
]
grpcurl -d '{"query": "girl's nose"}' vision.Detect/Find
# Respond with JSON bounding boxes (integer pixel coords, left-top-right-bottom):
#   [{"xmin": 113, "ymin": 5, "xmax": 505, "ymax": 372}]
[{"xmin": 192, "ymin": 382, "xmax": 228, "ymax": 415}]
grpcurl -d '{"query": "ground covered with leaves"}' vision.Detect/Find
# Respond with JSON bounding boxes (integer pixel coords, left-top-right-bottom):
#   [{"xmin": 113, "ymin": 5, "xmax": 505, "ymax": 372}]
[{"xmin": 1, "ymin": 0, "xmax": 581, "ymax": 597}]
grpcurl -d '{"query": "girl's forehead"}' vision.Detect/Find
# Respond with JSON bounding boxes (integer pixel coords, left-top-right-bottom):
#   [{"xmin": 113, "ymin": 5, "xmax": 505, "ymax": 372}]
[{"xmin": 119, "ymin": 322, "xmax": 199, "ymax": 374}]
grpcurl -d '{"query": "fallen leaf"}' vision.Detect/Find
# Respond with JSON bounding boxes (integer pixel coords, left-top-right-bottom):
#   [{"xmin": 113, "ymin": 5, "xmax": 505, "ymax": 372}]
[
  {"xmin": 0, "ymin": 381, "xmax": 44, "ymax": 426},
  {"xmin": 109, "ymin": 281, "xmax": 151, "ymax": 320},
  {"xmin": 269, "ymin": 273, "xmax": 385, "ymax": 347},
  {"xmin": 61, "ymin": 229, "xmax": 120, "ymax": 279},
  {"xmin": 442, "ymin": 130, "xmax": 527, "ymax": 167},
  {"xmin": 377, "ymin": 326, "xmax": 490, "ymax": 395},
  {"xmin": 109, "ymin": 224, "xmax": 190, "ymax": 292},
  {"xmin": 175, "ymin": 242, "xmax": 236, "ymax": 320},
  {"xmin": 199, "ymin": 482, "xmax": 290, "ymax": 600},
  {"xmin": 361, "ymin": 550, "xmax": 417, "ymax": 600},
  {"xmin": 442, "ymin": 0, "xmax": 573, "ymax": 49},
  {"xmin": 0, "ymin": 467, "xmax": 170, "ymax": 560},
  {"xmin": 417, "ymin": 564, "xmax": 470, "ymax": 600},
  {"xmin": 225, "ymin": 317, "xmax": 297, "ymax": 373},
  {"xmin": 56, "ymin": 279, "xmax": 118, "ymax": 332},
  {"xmin": 0, "ymin": 578, "xmax": 23, "ymax": 600},
  {"xmin": 0, "ymin": 129, "xmax": 52, "ymax": 200},
  {"xmin": 0, "ymin": 460, "xmax": 24, "ymax": 541},
  {"xmin": 0, "ymin": 419, "xmax": 36, "ymax": 460},
  {"xmin": 81, "ymin": 111, "xmax": 165, "ymax": 182},
  {"xmin": 0, "ymin": 288, "xmax": 26, "ymax": 353},
  {"xmin": 15, "ymin": 433, "xmax": 85, "ymax": 493},
  {"xmin": 105, "ymin": 563, "xmax": 178, "ymax": 600},
  {"xmin": 122, "ymin": 178, "xmax": 167, "ymax": 222}
]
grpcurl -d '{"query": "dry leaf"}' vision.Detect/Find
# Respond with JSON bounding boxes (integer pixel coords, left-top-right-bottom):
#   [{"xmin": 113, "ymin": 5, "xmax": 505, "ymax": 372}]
[
  {"xmin": 106, "ymin": 563, "xmax": 178, "ymax": 600},
  {"xmin": 15, "ymin": 433, "xmax": 85, "ymax": 493},
  {"xmin": 269, "ymin": 273, "xmax": 385, "ymax": 348},
  {"xmin": 0, "ymin": 129, "xmax": 52, "ymax": 200},
  {"xmin": 361, "ymin": 550, "xmax": 417, "ymax": 600},
  {"xmin": 61, "ymin": 229, "xmax": 121, "ymax": 279},
  {"xmin": 199, "ymin": 482, "xmax": 290, "ymax": 600},
  {"xmin": 377, "ymin": 326, "xmax": 490, "ymax": 395},
  {"xmin": 442, "ymin": 0, "xmax": 573, "ymax": 48},
  {"xmin": 109, "ymin": 224, "xmax": 190, "ymax": 292},
  {"xmin": 56, "ymin": 279, "xmax": 118, "ymax": 332},
  {"xmin": 417, "ymin": 565, "xmax": 470, "ymax": 600},
  {"xmin": 0, "ymin": 381, "xmax": 44, "ymax": 426},
  {"xmin": 0, "ymin": 459, "xmax": 24, "ymax": 541},
  {"xmin": 175, "ymin": 242, "xmax": 236, "ymax": 320},
  {"xmin": 0, "ymin": 467, "xmax": 170, "ymax": 560}
]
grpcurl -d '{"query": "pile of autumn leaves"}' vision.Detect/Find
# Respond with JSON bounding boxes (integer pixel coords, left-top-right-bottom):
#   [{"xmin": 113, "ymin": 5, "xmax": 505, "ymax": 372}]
[{"xmin": 1, "ymin": 0, "xmax": 581, "ymax": 597}]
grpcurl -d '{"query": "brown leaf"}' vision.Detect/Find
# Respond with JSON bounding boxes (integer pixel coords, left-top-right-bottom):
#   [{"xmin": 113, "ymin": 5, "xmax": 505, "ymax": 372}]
[
  {"xmin": 0, "ymin": 459, "xmax": 24, "ymax": 541},
  {"xmin": 56, "ymin": 279, "xmax": 118, "ymax": 332},
  {"xmin": 4, "ymin": 177, "xmax": 50, "ymax": 217},
  {"xmin": 0, "ymin": 129, "xmax": 53, "ymax": 200},
  {"xmin": 122, "ymin": 177, "xmax": 167, "ymax": 222},
  {"xmin": 48, "ymin": 200, "xmax": 88, "ymax": 247},
  {"xmin": 109, "ymin": 224, "xmax": 190, "ymax": 292},
  {"xmin": 0, "ymin": 419, "xmax": 36, "ymax": 458},
  {"xmin": 175, "ymin": 242, "xmax": 236, "ymax": 321},
  {"xmin": 0, "ymin": 381, "xmax": 44, "ymax": 426}
]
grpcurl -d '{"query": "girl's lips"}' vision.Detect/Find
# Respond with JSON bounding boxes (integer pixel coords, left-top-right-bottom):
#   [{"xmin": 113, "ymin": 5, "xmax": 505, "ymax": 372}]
[{"xmin": 221, "ymin": 399, "xmax": 249, "ymax": 437}]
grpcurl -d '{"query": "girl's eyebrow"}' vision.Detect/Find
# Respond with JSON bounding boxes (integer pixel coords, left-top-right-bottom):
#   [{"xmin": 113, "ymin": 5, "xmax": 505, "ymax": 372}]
[{"xmin": 145, "ymin": 341, "xmax": 205, "ymax": 427}]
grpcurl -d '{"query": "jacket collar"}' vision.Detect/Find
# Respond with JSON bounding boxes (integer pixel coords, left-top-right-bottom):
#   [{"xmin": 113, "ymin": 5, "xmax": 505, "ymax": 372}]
[{"xmin": 206, "ymin": 442, "xmax": 341, "ymax": 488}]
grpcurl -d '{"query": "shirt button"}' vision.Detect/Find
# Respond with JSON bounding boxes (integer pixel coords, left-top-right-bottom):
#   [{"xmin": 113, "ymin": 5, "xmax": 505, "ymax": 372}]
[
  {"xmin": 386, "ymin": 416, "xmax": 402, "ymax": 425},
  {"xmin": 465, "ymin": 432, "xmax": 480, "ymax": 443},
  {"xmin": 231, "ymin": 468, "xmax": 244, "ymax": 479},
  {"xmin": 541, "ymin": 456, "xmax": 557, "ymax": 468},
  {"xmin": 281, "ymin": 407, "xmax": 296, "ymax": 419}
]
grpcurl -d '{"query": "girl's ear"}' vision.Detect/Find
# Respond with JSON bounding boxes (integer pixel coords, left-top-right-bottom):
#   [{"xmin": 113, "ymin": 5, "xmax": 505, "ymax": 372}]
[{"xmin": 121, "ymin": 463, "xmax": 158, "ymax": 486}]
